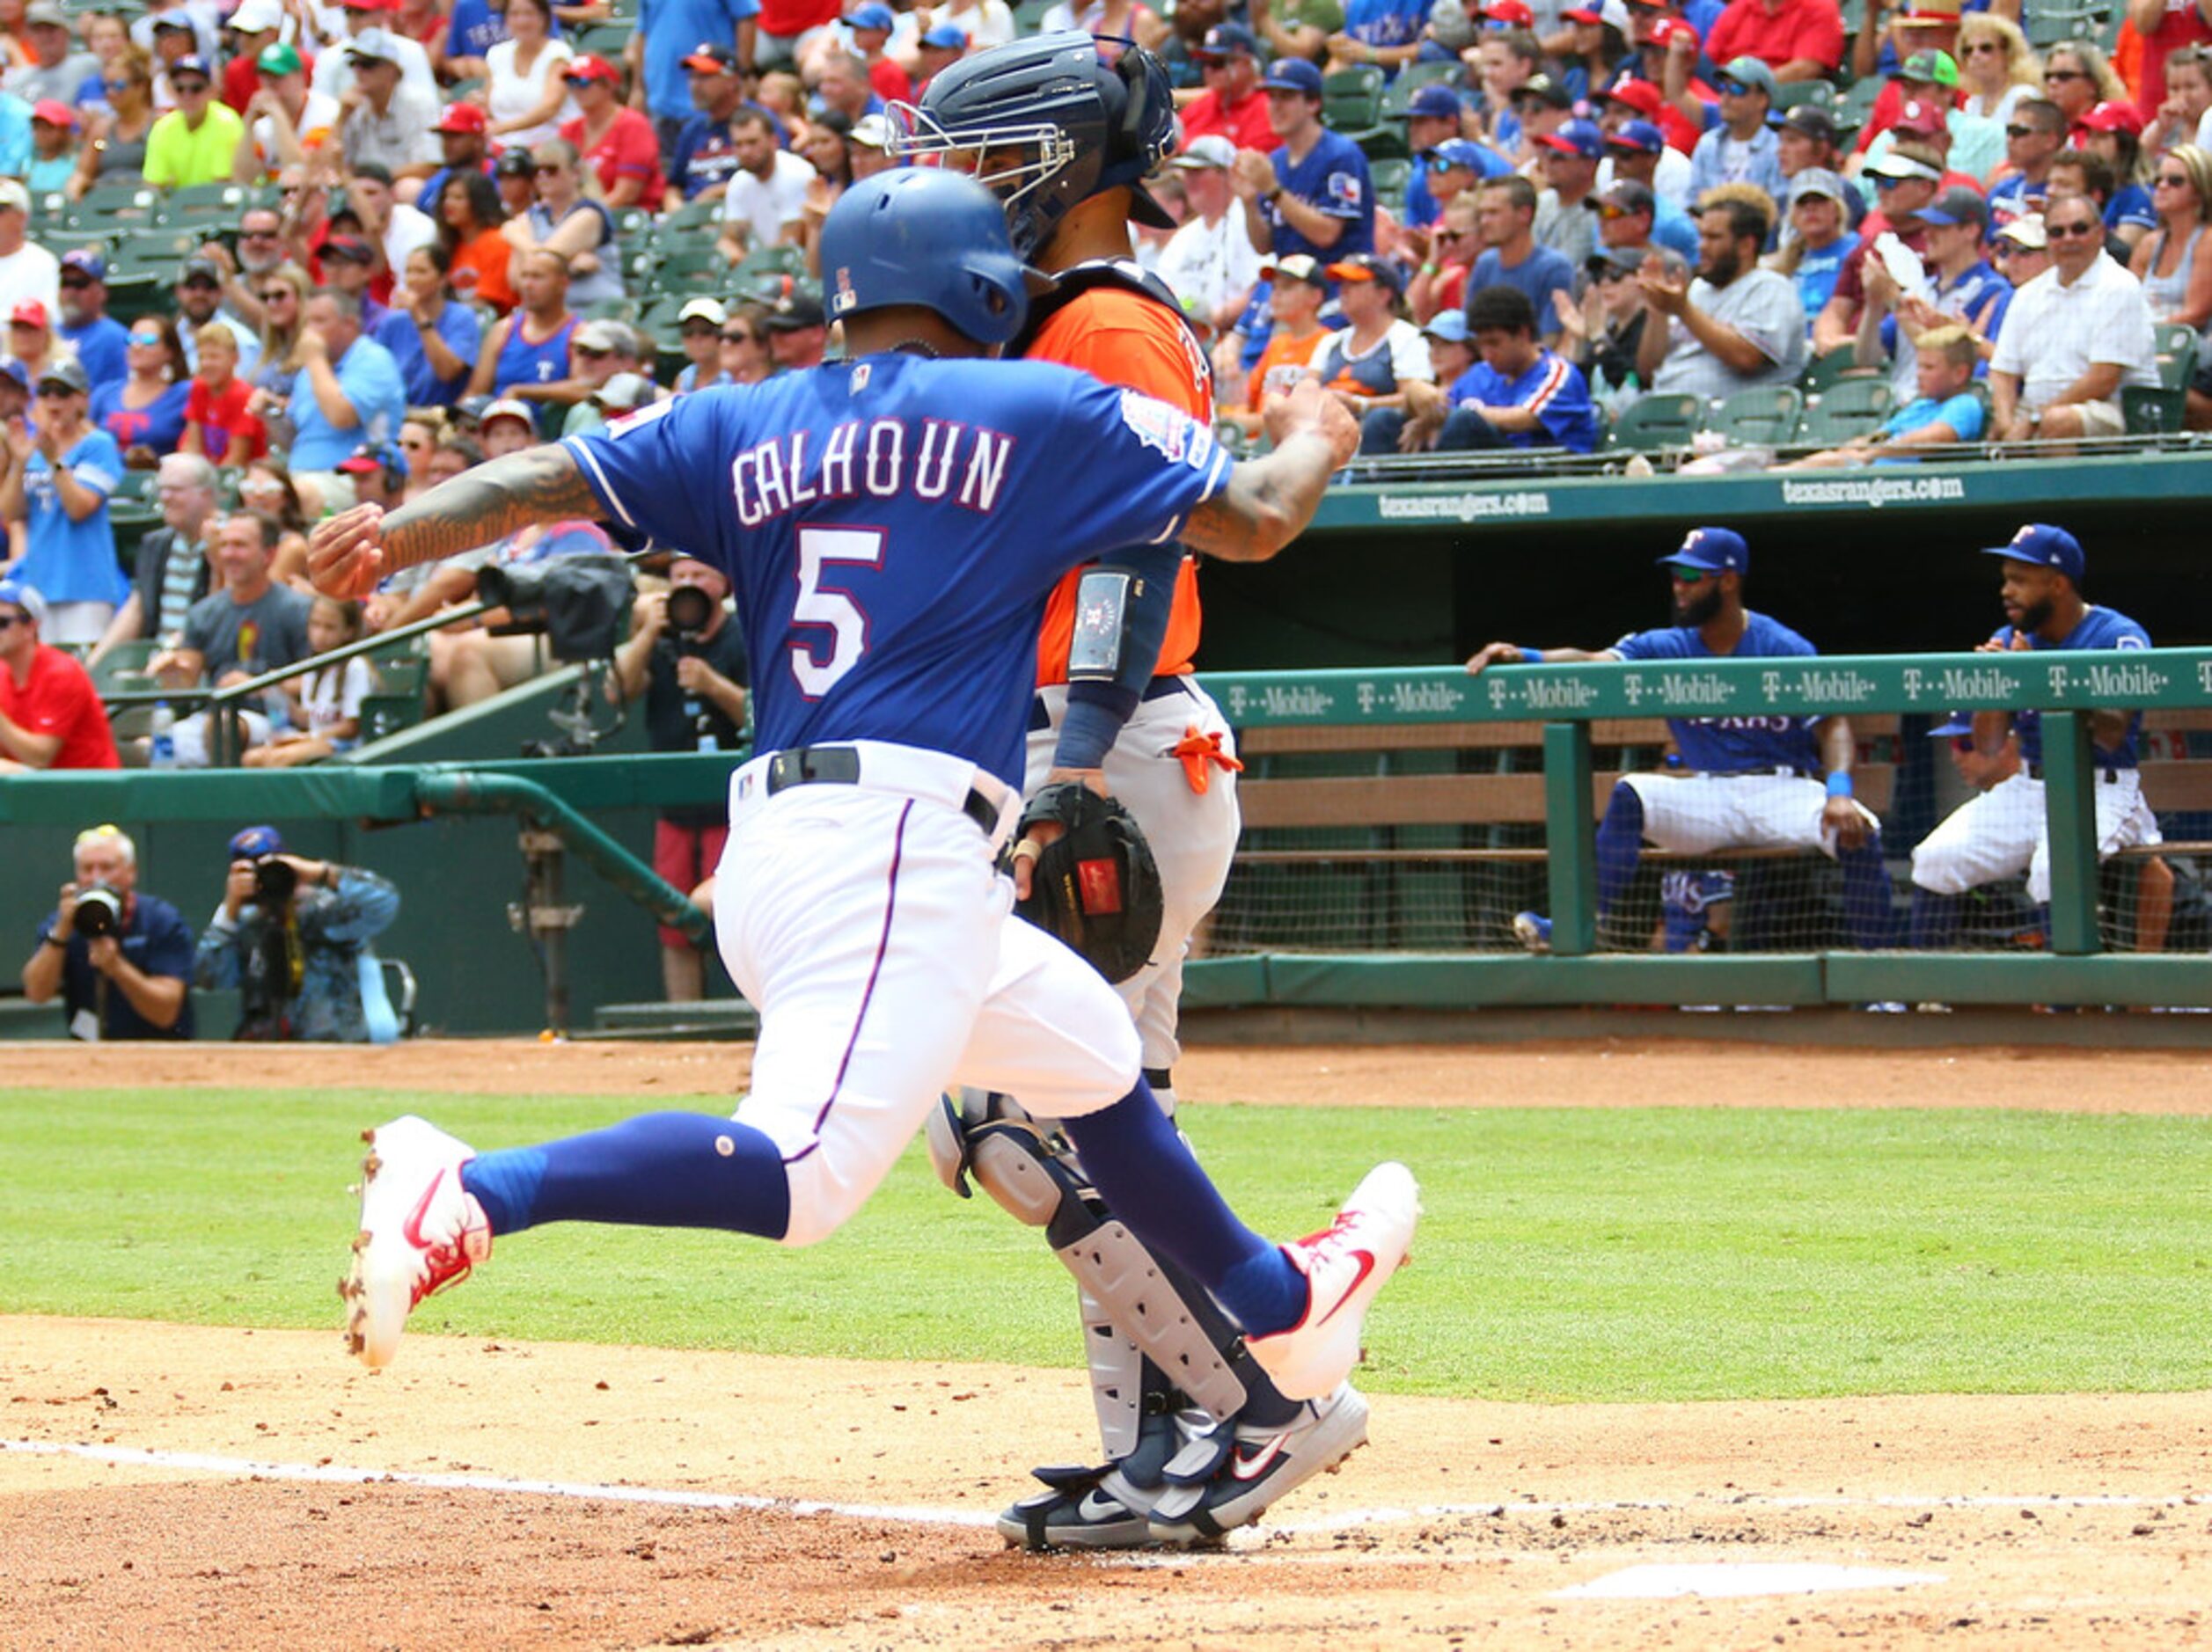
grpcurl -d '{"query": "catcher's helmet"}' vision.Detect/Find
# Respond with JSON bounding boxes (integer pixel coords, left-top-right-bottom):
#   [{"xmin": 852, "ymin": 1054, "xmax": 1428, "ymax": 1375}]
[
  {"xmin": 818, "ymin": 168, "xmax": 1043, "ymax": 347},
  {"xmin": 894, "ymin": 32, "xmax": 1180, "ymax": 259}
]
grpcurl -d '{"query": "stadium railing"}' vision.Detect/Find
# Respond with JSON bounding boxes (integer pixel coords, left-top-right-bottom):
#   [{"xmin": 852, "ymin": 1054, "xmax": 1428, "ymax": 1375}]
[{"xmin": 1186, "ymin": 649, "xmax": 2212, "ymax": 1010}]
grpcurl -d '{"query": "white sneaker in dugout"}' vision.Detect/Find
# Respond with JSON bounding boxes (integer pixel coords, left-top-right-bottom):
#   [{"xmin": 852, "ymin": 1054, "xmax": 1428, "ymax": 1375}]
[
  {"xmin": 341, "ymin": 1115, "xmax": 491, "ymax": 1370},
  {"xmin": 1146, "ymin": 1384, "xmax": 1371, "ymax": 1546},
  {"xmin": 1245, "ymin": 1162, "xmax": 1419, "ymax": 1401}
]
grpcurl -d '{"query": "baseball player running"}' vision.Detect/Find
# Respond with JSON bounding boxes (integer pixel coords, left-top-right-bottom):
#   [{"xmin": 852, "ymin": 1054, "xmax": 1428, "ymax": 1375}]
[
  {"xmin": 1468, "ymin": 527, "xmax": 1897, "ymax": 951},
  {"xmin": 313, "ymin": 171, "xmax": 1418, "ymax": 1461},
  {"xmin": 895, "ymin": 34, "xmax": 1370, "ymax": 1551},
  {"xmin": 1908, "ymin": 524, "xmax": 2165, "ymax": 950}
]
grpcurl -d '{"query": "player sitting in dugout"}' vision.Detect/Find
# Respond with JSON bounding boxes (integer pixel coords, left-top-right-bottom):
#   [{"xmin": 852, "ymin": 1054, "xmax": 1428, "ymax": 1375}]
[{"xmin": 194, "ymin": 825, "xmax": 405, "ymax": 1042}]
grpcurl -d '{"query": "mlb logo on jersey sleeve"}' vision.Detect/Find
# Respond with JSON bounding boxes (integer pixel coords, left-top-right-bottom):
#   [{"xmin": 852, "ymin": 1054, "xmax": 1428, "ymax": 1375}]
[
  {"xmin": 1329, "ymin": 171, "xmax": 1364, "ymax": 210},
  {"xmin": 1119, "ymin": 389, "xmax": 1218, "ymax": 471}
]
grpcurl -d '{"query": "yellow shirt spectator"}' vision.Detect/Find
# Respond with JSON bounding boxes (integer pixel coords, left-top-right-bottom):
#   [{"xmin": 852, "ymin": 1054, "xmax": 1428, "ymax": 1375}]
[{"xmin": 143, "ymin": 62, "xmax": 242, "ymax": 189}]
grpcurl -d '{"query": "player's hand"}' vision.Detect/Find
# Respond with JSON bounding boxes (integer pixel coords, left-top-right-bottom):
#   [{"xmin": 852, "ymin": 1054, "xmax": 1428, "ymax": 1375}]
[
  {"xmin": 307, "ymin": 502, "xmax": 390, "ymax": 600},
  {"xmin": 1464, "ymin": 640, "xmax": 1528, "ymax": 675},
  {"xmin": 1822, "ymin": 794, "xmax": 1870, "ymax": 850},
  {"xmin": 86, "ymin": 935, "xmax": 121, "ymax": 976},
  {"xmin": 1263, "ymin": 376, "xmax": 1359, "ymax": 467},
  {"xmin": 1012, "ymin": 767, "xmax": 1108, "ymax": 900}
]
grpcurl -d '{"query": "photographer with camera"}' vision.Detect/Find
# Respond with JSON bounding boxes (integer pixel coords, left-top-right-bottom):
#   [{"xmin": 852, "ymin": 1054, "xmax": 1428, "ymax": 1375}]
[
  {"xmin": 193, "ymin": 824, "xmax": 403, "ymax": 1042},
  {"xmin": 21, "ymin": 823, "xmax": 194, "ymax": 1040},
  {"xmin": 608, "ymin": 555, "xmax": 748, "ymax": 1002}
]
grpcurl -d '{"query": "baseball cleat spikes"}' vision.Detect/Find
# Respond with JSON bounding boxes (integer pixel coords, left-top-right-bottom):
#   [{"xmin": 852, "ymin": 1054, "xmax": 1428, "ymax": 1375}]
[
  {"xmin": 345, "ymin": 1115, "xmax": 491, "ymax": 1370},
  {"xmin": 1245, "ymin": 1164, "xmax": 1419, "ymax": 1402},
  {"xmin": 1145, "ymin": 1384, "xmax": 1371, "ymax": 1548}
]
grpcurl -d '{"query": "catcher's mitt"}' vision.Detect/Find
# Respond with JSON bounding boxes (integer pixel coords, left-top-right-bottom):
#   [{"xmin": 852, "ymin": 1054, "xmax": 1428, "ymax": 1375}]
[{"xmin": 1012, "ymin": 783, "xmax": 1164, "ymax": 984}]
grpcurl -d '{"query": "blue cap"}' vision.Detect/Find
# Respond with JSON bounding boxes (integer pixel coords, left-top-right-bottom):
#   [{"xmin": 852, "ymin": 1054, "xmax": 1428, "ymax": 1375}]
[
  {"xmin": 919, "ymin": 22, "xmax": 966, "ymax": 47},
  {"xmin": 1929, "ymin": 712, "xmax": 1975, "ymax": 737},
  {"xmin": 61, "ymin": 247, "xmax": 106, "ymax": 281},
  {"xmin": 846, "ymin": 2, "xmax": 895, "ymax": 29},
  {"xmin": 229, "ymin": 825, "xmax": 286, "ymax": 859},
  {"xmin": 0, "ymin": 358, "xmax": 27, "ymax": 391},
  {"xmin": 170, "ymin": 53, "xmax": 214, "ymax": 80},
  {"xmin": 1193, "ymin": 21, "xmax": 1260, "ymax": 56},
  {"xmin": 1605, "ymin": 118, "xmax": 1665, "ymax": 154},
  {"xmin": 1537, "ymin": 117, "xmax": 1604, "ymax": 160},
  {"xmin": 1406, "ymin": 83, "xmax": 1463, "ymax": 121},
  {"xmin": 339, "ymin": 439, "xmax": 409, "ymax": 480},
  {"xmin": 1658, "ymin": 525, "xmax": 1748, "ymax": 575},
  {"xmin": 1982, "ymin": 523, "xmax": 2084, "ymax": 584},
  {"xmin": 1429, "ymin": 137, "xmax": 1488, "ymax": 172},
  {"xmin": 0, "ymin": 574, "xmax": 47, "ymax": 627},
  {"xmin": 1423, "ymin": 308, "xmax": 1470, "ymax": 343},
  {"xmin": 1261, "ymin": 57, "xmax": 1324, "ymax": 96}
]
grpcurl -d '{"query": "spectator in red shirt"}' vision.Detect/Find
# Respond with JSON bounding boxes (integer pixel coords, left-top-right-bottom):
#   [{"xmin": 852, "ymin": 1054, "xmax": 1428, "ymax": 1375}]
[
  {"xmin": 0, "ymin": 579, "xmax": 120, "ymax": 772},
  {"xmin": 560, "ymin": 55, "xmax": 667, "ymax": 212},
  {"xmin": 2129, "ymin": 0, "xmax": 2212, "ymax": 117},
  {"xmin": 180, "ymin": 322, "xmax": 269, "ymax": 467},
  {"xmin": 755, "ymin": 0, "xmax": 843, "ymax": 72},
  {"xmin": 1183, "ymin": 24, "xmax": 1281, "ymax": 154},
  {"xmin": 1704, "ymin": 0, "xmax": 1845, "ymax": 81},
  {"xmin": 846, "ymin": 4, "xmax": 912, "ymax": 105},
  {"xmin": 219, "ymin": 0, "xmax": 295, "ymax": 113}
]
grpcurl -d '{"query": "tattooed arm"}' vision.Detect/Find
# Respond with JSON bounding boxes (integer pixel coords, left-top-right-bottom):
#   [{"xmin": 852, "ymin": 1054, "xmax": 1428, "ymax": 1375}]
[
  {"xmin": 1176, "ymin": 378, "xmax": 1359, "ymax": 565},
  {"xmin": 306, "ymin": 442, "xmax": 603, "ymax": 600}
]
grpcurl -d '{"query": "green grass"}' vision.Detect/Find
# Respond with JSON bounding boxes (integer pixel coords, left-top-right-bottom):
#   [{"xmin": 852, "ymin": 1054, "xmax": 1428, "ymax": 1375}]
[{"xmin": 4, "ymin": 1087, "xmax": 2211, "ymax": 1403}]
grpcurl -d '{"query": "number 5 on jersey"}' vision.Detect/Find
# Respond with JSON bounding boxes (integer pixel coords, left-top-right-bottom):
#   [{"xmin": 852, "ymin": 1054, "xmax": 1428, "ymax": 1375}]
[{"xmin": 791, "ymin": 526, "xmax": 883, "ymax": 697}]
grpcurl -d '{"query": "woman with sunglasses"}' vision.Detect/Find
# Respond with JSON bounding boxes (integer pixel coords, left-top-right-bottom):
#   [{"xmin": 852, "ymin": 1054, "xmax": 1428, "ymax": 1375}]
[
  {"xmin": 248, "ymin": 262, "xmax": 311, "ymax": 395},
  {"xmin": 397, "ymin": 416, "xmax": 443, "ymax": 500},
  {"xmin": 238, "ymin": 459, "xmax": 319, "ymax": 582},
  {"xmin": 717, "ymin": 307, "xmax": 773, "ymax": 386},
  {"xmin": 1953, "ymin": 12, "xmax": 2040, "ymax": 125},
  {"xmin": 671, "ymin": 296, "xmax": 729, "ymax": 392},
  {"xmin": 389, "ymin": 244, "xmax": 484, "ymax": 408},
  {"xmin": 67, "ymin": 42, "xmax": 152, "ymax": 201},
  {"xmin": 2131, "ymin": 147, "xmax": 2212, "ymax": 427},
  {"xmin": 437, "ymin": 170, "xmax": 517, "ymax": 312},
  {"xmin": 179, "ymin": 321, "xmax": 267, "ymax": 466},
  {"xmin": 90, "ymin": 313, "xmax": 189, "ymax": 468},
  {"xmin": 2040, "ymin": 40, "xmax": 2127, "ymax": 139},
  {"xmin": 1555, "ymin": 245, "xmax": 1652, "ymax": 416},
  {"xmin": 0, "ymin": 362, "xmax": 128, "ymax": 647},
  {"xmin": 503, "ymin": 138, "xmax": 623, "ymax": 307}
]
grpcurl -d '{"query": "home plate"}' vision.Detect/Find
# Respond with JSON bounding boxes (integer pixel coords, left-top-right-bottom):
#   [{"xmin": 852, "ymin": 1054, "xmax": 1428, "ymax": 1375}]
[{"xmin": 1557, "ymin": 1563, "xmax": 1945, "ymax": 1600}]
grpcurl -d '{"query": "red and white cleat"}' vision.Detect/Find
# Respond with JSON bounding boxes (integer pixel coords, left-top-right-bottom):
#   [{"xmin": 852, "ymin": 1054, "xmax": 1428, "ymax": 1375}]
[
  {"xmin": 341, "ymin": 1115, "xmax": 491, "ymax": 1370},
  {"xmin": 1244, "ymin": 1162, "xmax": 1420, "ymax": 1401}
]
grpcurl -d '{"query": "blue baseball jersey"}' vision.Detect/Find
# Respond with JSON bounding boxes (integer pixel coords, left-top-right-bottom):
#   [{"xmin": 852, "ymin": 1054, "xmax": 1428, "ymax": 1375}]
[
  {"xmin": 1990, "ymin": 604, "xmax": 2151, "ymax": 766},
  {"xmin": 564, "ymin": 355, "xmax": 1231, "ymax": 787},
  {"xmin": 1447, "ymin": 349, "xmax": 1599, "ymax": 452},
  {"xmin": 1608, "ymin": 609, "xmax": 1825, "ymax": 773},
  {"xmin": 1268, "ymin": 128, "xmax": 1374, "ymax": 260},
  {"xmin": 1344, "ymin": 0, "xmax": 1428, "ymax": 48}
]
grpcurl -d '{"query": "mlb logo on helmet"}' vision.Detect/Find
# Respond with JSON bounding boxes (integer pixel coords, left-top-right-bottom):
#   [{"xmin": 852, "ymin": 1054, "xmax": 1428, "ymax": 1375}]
[{"xmin": 831, "ymin": 265, "xmax": 858, "ymax": 316}]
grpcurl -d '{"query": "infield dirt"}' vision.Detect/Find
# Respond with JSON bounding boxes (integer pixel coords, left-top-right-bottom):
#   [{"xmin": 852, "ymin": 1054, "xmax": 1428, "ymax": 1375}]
[{"xmin": 4, "ymin": 1040, "xmax": 2208, "ymax": 1650}]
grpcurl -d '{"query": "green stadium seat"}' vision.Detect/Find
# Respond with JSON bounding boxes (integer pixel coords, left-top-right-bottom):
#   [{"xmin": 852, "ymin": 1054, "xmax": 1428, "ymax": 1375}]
[
  {"xmin": 575, "ymin": 22, "xmax": 633, "ymax": 56},
  {"xmin": 1607, "ymin": 391, "xmax": 1701, "ymax": 450},
  {"xmin": 65, "ymin": 182, "xmax": 159, "ymax": 230},
  {"xmin": 1012, "ymin": 0, "xmax": 1054, "ymax": 33},
  {"xmin": 1322, "ymin": 65, "xmax": 1385, "ymax": 131},
  {"xmin": 2126, "ymin": 322, "xmax": 2201, "ymax": 434},
  {"xmin": 1397, "ymin": 59, "xmax": 1461, "ymax": 92},
  {"xmin": 1798, "ymin": 346, "xmax": 1873, "ymax": 397},
  {"xmin": 90, "ymin": 639, "xmax": 158, "ymax": 695},
  {"xmin": 1800, "ymin": 376, "xmax": 1893, "ymax": 447},
  {"xmin": 1370, "ymin": 156, "xmax": 1412, "ymax": 210},
  {"xmin": 1353, "ymin": 123, "xmax": 1410, "ymax": 163},
  {"xmin": 161, "ymin": 181, "xmax": 251, "ymax": 223},
  {"xmin": 1708, "ymin": 384, "xmax": 1804, "ymax": 447},
  {"xmin": 1771, "ymin": 79, "xmax": 1835, "ymax": 113},
  {"xmin": 736, "ymin": 243, "xmax": 807, "ymax": 280}
]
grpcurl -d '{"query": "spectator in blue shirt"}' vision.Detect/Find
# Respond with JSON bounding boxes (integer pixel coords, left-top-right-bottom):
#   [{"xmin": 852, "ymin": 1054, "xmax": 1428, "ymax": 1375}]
[
  {"xmin": 21, "ymin": 823, "xmax": 194, "ymax": 1041},
  {"xmin": 56, "ymin": 249, "xmax": 128, "ymax": 393},
  {"xmin": 634, "ymin": 0, "xmax": 761, "ymax": 160},
  {"xmin": 1466, "ymin": 173, "xmax": 1578, "ymax": 341},
  {"xmin": 0, "ymin": 358, "xmax": 126, "ymax": 646},
  {"xmin": 666, "ymin": 43, "xmax": 772, "ymax": 203},
  {"xmin": 414, "ymin": 102, "xmax": 494, "ymax": 223},
  {"xmin": 1416, "ymin": 281, "xmax": 1600, "ymax": 450},
  {"xmin": 1687, "ymin": 54, "xmax": 1787, "ymax": 206},
  {"xmin": 1783, "ymin": 324, "xmax": 1986, "ymax": 467},
  {"xmin": 1769, "ymin": 167, "xmax": 1859, "ymax": 323},
  {"xmin": 385, "ymin": 243, "xmax": 484, "ymax": 408},
  {"xmin": 1232, "ymin": 57, "xmax": 1375, "ymax": 261},
  {"xmin": 286, "ymin": 289, "xmax": 407, "ymax": 503},
  {"xmin": 1332, "ymin": 0, "xmax": 1432, "ymax": 76}
]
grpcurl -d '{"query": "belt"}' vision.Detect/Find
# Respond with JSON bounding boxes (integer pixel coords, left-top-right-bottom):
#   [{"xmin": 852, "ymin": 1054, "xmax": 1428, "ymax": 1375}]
[
  {"xmin": 2025, "ymin": 762, "xmax": 2125, "ymax": 784},
  {"xmin": 765, "ymin": 744, "xmax": 1001, "ymax": 837},
  {"xmin": 1665, "ymin": 765, "xmax": 1805, "ymax": 779},
  {"xmin": 1028, "ymin": 674, "xmax": 1192, "ymax": 732}
]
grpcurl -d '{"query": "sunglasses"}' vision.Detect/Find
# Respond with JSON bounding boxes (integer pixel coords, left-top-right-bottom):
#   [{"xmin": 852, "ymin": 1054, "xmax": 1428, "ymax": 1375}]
[
  {"xmin": 173, "ymin": 79, "xmax": 210, "ymax": 93},
  {"xmin": 2044, "ymin": 68, "xmax": 2088, "ymax": 82},
  {"xmin": 35, "ymin": 385, "xmax": 72, "ymax": 398},
  {"xmin": 260, "ymin": 288, "xmax": 294, "ymax": 302},
  {"xmin": 59, "ymin": 274, "xmax": 92, "ymax": 288},
  {"xmin": 1963, "ymin": 39, "xmax": 2003, "ymax": 54},
  {"xmin": 1715, "ymin": 77, "xmax": 1749, "ymax": 96},
  {"xmin": 720, "ymin": 329, "xmax": 756, "ymax": 343},
  {"xmin": 0, "ymin": 614, "xmax": 19, "ymax": 630},
  {"xmin": 681, "ymin": 320, "xmax": 719, "ymax": 335},
  {"xmin": 2157, "ymin": 172, "xmax": 2193, "ymax": 186},
  {"xmin": 1950, "ymin": 736, "xmax": 1975, "ymax": 754},
  {"xmin": 128, "ymin": 330, "xmax": 164, "ymax": 344},
  {"xmin": 574, "ymin": 344, "xmax": 611, "ymax": 357},
  {"xmin": 1668, "ymin": 566, "xmax": 1710, "ymax": 582},
  {"xmin": 2004, "ymin": 123, "xmax": 2039, "ymax": 138},
  {"xmin": 2047, "ymin": 217, "xmax": 2100, "ymax": 238},
  {"xmin": 242, "ymin": 226, "xmax": 279, "ymax": 238},
  {"xmin": 1594, "ymin": 201, "xmax": 1637, "ymax": 219}
]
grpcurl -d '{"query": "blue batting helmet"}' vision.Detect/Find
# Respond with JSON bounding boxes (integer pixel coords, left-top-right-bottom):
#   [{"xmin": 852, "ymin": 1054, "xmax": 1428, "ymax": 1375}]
[
  {"xmin": 895, "ymin": 32, "xmax": 1180, "ymax": 259},
  {"xmin": 819, "ymin": 169, "xmax": 1043, "ymax": 347}
]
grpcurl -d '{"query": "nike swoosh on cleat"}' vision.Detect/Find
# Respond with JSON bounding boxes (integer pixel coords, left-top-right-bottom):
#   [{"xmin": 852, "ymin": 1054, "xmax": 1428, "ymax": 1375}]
[
  {"xmin": 1077, "ymin": 1492, "xmax": 1130, "ymax": 1522},
  {"xmin": 1230, "ymin": 1436, "xmax": 1287, "ymax": 1481},
  {"xmin": 1313, "ymin": 1249, "xmax": 1376, "ymax": 1328},
  {"xmin": 399, "ymin": 1167, "xmax": 447, "ymax": 1251}
]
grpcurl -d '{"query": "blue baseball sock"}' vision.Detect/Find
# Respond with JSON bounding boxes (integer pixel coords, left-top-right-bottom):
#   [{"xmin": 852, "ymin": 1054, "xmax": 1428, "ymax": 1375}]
[
  {"xmin": 462, "ymin": 1112, "xmax": 792, "ymax": 1241},
  {"xmin": 1595, "ymin": 782, "xmax": 1646, "ymax": 917},
  {"xmin": 1063, "ymin": 1078, "xmax": 1306, "ymax": 1337},
  {"xmin": 1839, "ymin": 835, "xmax": 1898, "ymax": 948},
  {"xmin": 1908, "ymin": 885, "xmax": 1964, "ymax": 950}
]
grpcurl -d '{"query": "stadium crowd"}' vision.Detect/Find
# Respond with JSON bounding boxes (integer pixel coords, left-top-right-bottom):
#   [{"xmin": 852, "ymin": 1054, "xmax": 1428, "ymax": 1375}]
[{"xmin": 0, "ymin": 0, "xmax": 2193, "ymax": 778}]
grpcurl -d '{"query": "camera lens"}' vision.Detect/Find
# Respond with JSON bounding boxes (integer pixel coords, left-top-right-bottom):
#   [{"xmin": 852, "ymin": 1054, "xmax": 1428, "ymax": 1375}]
[
  {"xmin": 72, "ymin": 885, "xmax": 122, "ymax": 939},
  {"xmin": 666, "ymin": 584, "xmax": 714, "ymax": 639},
  {"xmin": 253, "ymin": 856, "xmax": 297, "ymax": 907}
]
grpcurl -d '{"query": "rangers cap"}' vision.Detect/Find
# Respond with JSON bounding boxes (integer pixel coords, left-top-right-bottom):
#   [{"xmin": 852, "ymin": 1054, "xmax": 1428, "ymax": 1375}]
[
  {"xmin": 1982, "ymin": 523, "xmax": 2084, "ymax": 585},
  {"xmin": 1604, "ymin": 119, "xmax": 1665, "ymax": 154},
  {"xmin": 0, "ymin": 575, "xmax": 48, "ymax": 628},
  {"xmin": 229, "ymin": 825, "xmax": 287, "ymax": 859},
  {"xmin": 1928, "ymin": 712, "xmax": 1976, "ymax": 737},
  {"xmin": 1659, "ymin": 526, "xmax": 1748, "ymax": 576},
  {"xmin": 1404, "ymin": 84, "xmax": 1464, "ymax": 121},
  {"xmin": 1261, "ymin": 58, "xmax": 1323, "ymax": 97}
]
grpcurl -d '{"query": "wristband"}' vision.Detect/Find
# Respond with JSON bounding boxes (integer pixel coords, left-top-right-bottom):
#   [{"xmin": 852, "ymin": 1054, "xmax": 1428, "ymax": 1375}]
[
  {"xmin": 1826, "ymin": 772, "xmax": 1854, "ymax": 799},
  {"xmin": 1419, "ymin": 262, "xmax": 1439, "ymax": 276},
  {"xmin": 1519, "ymin": 647, "xmax": 1543, "ymax": 665},
  {"xmin": 42, "ymin": 931, "xmax": 66, "ymax": 949}
]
